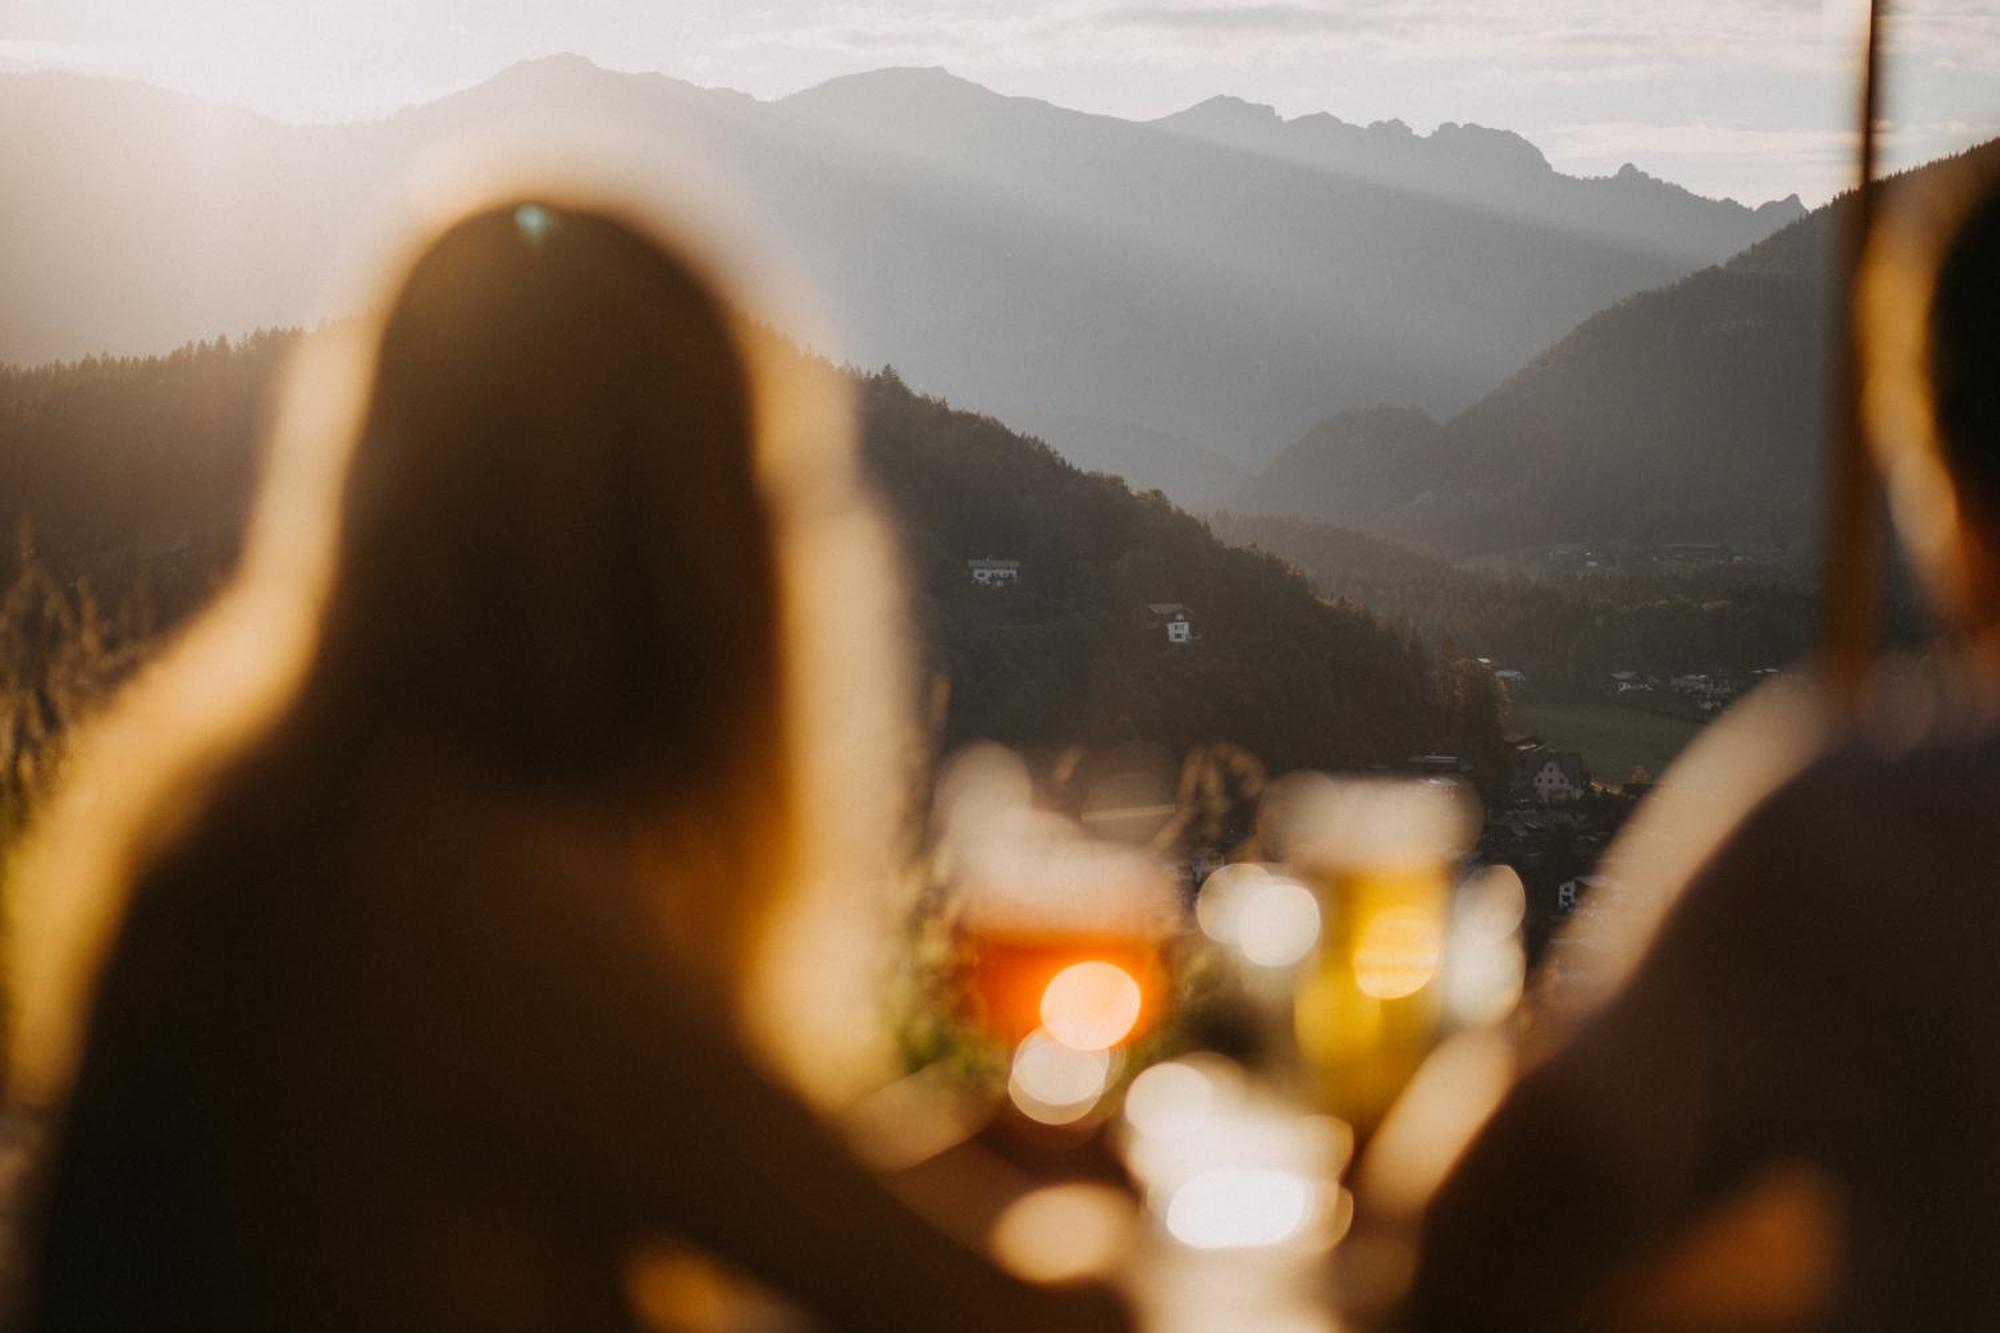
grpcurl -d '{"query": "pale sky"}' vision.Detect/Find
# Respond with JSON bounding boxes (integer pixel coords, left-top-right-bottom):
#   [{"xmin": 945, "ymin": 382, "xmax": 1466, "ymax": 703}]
[{"xmin": 2, "ymin": 0, "xmax": 1996, "ymax": 205}]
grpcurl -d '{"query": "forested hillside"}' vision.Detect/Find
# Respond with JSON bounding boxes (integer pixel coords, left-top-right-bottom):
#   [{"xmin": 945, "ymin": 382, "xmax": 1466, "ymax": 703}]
[
  {"xmin": 1233, "ymin": 408, "xmax": 1451, "ymax": 530},
  {"xmin": 0, "ymin": 339, "xmax": 1505, "ymax": 786}
]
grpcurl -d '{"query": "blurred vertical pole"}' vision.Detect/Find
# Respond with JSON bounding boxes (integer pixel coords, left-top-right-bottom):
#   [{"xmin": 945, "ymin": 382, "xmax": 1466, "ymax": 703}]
[{"xmin": 1824, "ymin": 0, "xmax": 1886, "ymax": 719}]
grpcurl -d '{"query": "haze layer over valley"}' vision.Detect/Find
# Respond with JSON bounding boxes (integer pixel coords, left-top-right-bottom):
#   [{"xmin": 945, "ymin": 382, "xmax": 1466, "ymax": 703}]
[{"xmin": 0, "ymin": 54, "xmax": 1803, "ymax": 500}]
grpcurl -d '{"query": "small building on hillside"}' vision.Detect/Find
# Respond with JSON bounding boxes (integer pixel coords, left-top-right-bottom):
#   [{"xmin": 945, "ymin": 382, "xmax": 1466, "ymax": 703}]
[
  {"xmin": 1405, "ymin": 752, "xmax": 1473, "ymax": 777},
  {"xmin": 1504, "ymin": 735, "xmax": 1545, "ymax": 799},
  {"xmin": 967, "ymin": 557, "xmax": 1021, "ymax": 587},
  {"xmin": 1557, "ymin": 873, "xmax": 1614, "ymax": 915},
  {"xmin": 1147, "ymin": 603, "xmax": 1196, "ymax": 644}
]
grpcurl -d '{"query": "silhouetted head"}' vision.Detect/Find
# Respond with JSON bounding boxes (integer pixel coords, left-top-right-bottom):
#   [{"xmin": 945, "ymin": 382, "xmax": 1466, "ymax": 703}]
[
  {"xmin": 311, "ymin": 201, "xmax": 783, "ymax": 803},
  {"xmin": 1867, "ymin": 153, "xmax": 2000, "ymax": 639},
  {"xmin": 1932, "ymin": 177, "xmax": 2000, "ymax": 536}
]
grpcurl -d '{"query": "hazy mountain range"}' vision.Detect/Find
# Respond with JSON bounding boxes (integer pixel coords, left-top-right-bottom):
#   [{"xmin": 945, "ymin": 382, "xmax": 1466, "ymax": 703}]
[
  {"xmin": 0, "ymin": 54, "xmax": 1803, "ymax": 494},
  {"xmin": 1231, "ymin": 139, "xmax": 2000, "ymax": 558},
  {"xmin": 1152, "ymin": 95, "xmax": 1803, "ymax": 270}
]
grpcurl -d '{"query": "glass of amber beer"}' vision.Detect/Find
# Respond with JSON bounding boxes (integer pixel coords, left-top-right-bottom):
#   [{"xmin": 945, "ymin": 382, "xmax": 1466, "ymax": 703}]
[
  {"xmin": 955, "ymin": 815, "xmax": 1179, "ymax": 1057},
  {"xmin": 1265, "ymin": 774, "xmax": 1478, "ymax": 1140}
]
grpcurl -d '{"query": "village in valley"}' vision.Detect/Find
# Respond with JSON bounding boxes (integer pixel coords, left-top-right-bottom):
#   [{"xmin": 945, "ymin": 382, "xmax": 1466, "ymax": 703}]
[
  {"xmin": 1421, "ymin": 655, "xmax": 1785, "ymax": 965},
  {"xmin": 961, "ymin": 552, "xmax": 1724, "ymax": 968}
]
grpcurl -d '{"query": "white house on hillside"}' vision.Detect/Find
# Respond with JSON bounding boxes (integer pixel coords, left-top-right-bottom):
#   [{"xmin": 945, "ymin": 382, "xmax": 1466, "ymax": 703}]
[{"xmin": 1147, "ymin": 603, "xmax": 1196, "ymax": 644}]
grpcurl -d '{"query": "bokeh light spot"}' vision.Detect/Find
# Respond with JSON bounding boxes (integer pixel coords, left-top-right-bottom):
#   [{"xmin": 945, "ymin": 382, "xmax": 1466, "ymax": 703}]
[
  {"xmin": 1164, "ymin": 1168, "xmax": 1314, "ymax": 1250},
  {"xmin": 514, "ymin": 203, "xmax": 557, "ymax": 248},
  {"xmin": 1040, "ymin": 960, "xmax": 1143, "ymax": 1051},
  {"xmin": 1236, "ymin": 878, "xmax": 1321, "ymax": 968},
  {"xmin": 1195, "ymin": 862, "xmax": 1269, "ymax": 945},
  {"xmin": 1352, "ymin": 907, "xmax": 1443, "ymax": 999},
  {"xmin": 989, "ymin": 1184, "xmax": 1134, "ymax": 1283},
  {"xmin": 1123, "ymin": 1059, "xmax": 1217, "ymax": 1140},
  {"xmin": 1009, "ymin": 1031, "xmax": 1112, "ymax": 1124}
]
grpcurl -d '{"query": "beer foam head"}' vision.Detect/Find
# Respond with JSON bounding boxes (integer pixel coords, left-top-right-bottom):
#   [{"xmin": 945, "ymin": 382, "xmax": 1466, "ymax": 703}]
[
  {"xmin": 952, "ymin": 806, "xmax": 1179, "ymax": 937},
  {"xmin": 1260, "ymin": 773, "xmax": 1478, "ymax": 874}
]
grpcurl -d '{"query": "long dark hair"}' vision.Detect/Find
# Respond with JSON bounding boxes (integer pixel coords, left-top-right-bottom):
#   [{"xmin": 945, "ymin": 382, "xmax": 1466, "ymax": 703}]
[{"xmin": 313, "ymin": 205, "xmax": 783, "ymax": 800}]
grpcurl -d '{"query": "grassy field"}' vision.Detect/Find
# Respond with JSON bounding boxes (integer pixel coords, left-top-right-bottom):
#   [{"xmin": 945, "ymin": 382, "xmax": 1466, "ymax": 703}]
[{"xmin": 1508, "ymin": 701, "xmax": 1708, "ymax": 786}]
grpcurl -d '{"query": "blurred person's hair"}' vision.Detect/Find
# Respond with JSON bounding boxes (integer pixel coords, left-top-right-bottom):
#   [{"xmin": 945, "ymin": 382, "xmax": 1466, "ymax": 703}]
[
  {"xmin": 326, "ymin": 204, "xmax": 783, "ymax": 809},
  {"xmin": 6, "ymin": 185, "xmax": 912, "ymax": 1113},
  {"xmin": 1931, "ymin": 175, "xmax": 2000, "ymax": 522},
  {"xmin": 1859, "ymin": 144, "xmax": 2000, "ymax": 633}
]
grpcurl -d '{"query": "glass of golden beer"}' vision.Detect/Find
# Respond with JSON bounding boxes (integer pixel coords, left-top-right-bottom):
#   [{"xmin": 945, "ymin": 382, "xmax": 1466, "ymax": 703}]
[{"xmin": 1264, "ymin": 775, "xmax": 1478, "ymax": 1140}]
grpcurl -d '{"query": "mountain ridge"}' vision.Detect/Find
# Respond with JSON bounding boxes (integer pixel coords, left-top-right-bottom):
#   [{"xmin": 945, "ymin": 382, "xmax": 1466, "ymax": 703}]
[
  {"xmin": 1151, "ymin": 88, "xmax": 1805, "ymax": 269},
  {"xmin": 1227, "ymin": 137, "xmax": 2000, "ymax": 557},
  {"xmin": 0, "ymin": 55, "xmax": 1804, "ymax": 495}
]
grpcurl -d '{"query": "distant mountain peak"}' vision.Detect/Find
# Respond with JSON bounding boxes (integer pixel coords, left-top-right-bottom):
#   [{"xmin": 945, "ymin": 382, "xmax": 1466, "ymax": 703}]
[
  {"xmin": 503, "ymin": 51, "xmax": 603, "ymax": 75},
  {"xmin": 845, "ymin": 64, "xmax": 970, "ymax": 84},
  {"xmin": 1429, "ymin": 121, "xmax": 1552, "ymax": 174},
  {"xmin": 1169, "ymin": 94, "xmax": 1284, "ymax": 128},
  {"xmin": 1598, "ymin": 161, "xmax": 1804, "ymax": 219},
  {"xmin": 1157, "ymin": 100, "xmax": 1557, "ymax": 178},
  {"xmin": 485, "ymin": 51, "xmax": 612, "ymax": 89},
  {"xmin": 788, "ymin": 65, "xmax": 993, "ymax": 103},
  {"xmin": 434, "ymin": 50, "xmax": 752, "ymax": 119}
]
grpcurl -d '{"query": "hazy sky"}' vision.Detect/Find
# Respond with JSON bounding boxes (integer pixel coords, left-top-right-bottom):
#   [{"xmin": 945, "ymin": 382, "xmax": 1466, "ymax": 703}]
[{"xmin": 2, "ymin": 0, "xmax": 1995, "ymax": 205}]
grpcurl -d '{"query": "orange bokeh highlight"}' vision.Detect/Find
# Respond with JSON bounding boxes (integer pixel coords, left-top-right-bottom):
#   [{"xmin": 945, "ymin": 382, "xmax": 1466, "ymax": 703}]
[{"xmin": 963, "ymin": 926, "xmax": 1167, "ymax": 1050}]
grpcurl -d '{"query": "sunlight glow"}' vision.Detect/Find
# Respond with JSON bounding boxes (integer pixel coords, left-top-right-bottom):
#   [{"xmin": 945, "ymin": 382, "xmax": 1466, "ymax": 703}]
[
  {"xmin": 1444, "ymin": 865, "xmax": 1527, "ymax": 1025},
  {"xmin": 1359, "ymin": 1030, "xmax": 1515, "ymax": 1218}
]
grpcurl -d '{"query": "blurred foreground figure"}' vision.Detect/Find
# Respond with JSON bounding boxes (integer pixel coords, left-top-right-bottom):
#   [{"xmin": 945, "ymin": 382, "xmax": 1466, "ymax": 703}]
[
  {"xmin": 9, "ymin": 198, "xmax": 1122, "ymax": 1333},
  {"xmin": 1410, "ymin": 166, "xmax": 2000, "ymax": 1330}
]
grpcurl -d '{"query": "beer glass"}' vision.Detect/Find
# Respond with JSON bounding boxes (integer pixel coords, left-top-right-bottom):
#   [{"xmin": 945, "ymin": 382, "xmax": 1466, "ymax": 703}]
[{"xmin": 1265, "ymin": 775, "xmax": 1478, "ymax": 1139}]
